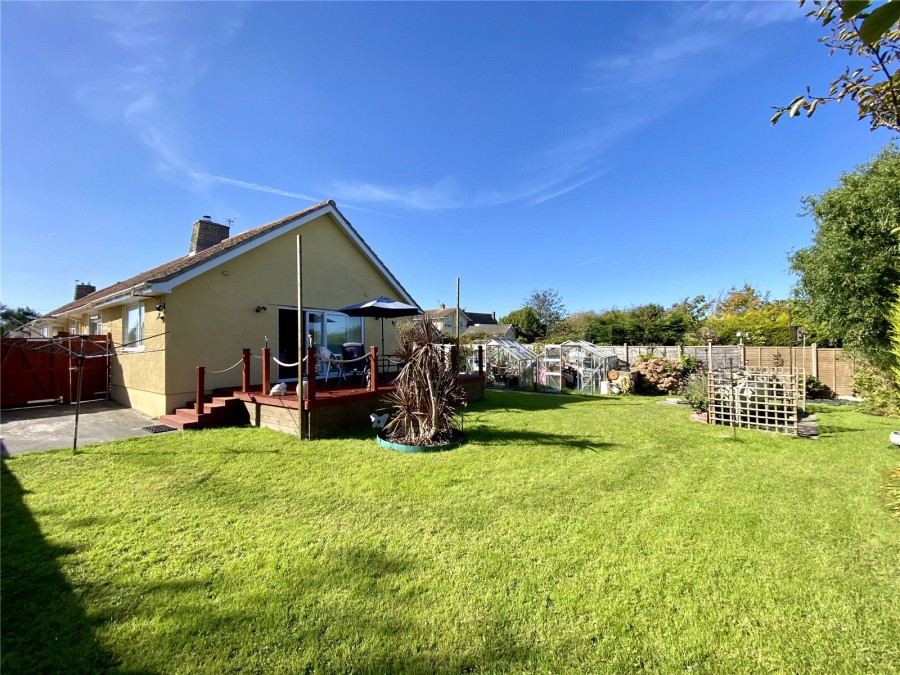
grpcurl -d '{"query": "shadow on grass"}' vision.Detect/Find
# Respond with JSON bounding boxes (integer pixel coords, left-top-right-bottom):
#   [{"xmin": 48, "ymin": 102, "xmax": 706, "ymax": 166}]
[
  {"xmin": 468, "ymin": 389, "xmax": 647, "ymax": 413},
  {"xmin": 0, "ymin": 461, "xmax": 124, "ymax": 673},
  {"xmin": 466, "ymin": 425, "xmax": 620, "ymax": 452}
]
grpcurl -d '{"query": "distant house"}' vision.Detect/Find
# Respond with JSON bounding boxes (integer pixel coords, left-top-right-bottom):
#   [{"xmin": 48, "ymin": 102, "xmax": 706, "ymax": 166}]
[
  {"xmin": 424, "ymin": 306, "xmax": 508, "ymax": 338},
  {"xmin": 465, "ymin": 312, "xmax": 498, "ymax": 326},
  {"xmin": 424, "ymin": 305, "xmax": 472, "ymax": 336},
  {"xmin": 31, "ymin": 201, "xmax": 418, "ymax": 418}
]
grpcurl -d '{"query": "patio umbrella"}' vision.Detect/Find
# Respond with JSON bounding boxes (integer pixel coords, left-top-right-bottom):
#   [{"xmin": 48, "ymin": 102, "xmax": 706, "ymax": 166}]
[{"xmin": 338, "ymin": 296, "xmax": 421, "ymax": 354}]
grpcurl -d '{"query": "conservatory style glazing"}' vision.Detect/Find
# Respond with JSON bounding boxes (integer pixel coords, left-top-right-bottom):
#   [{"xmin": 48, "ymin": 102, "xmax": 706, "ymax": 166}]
[
  {"xmin": 537, "ymin": 340, "xmax": 619, "ymax": 394},
  {"xmin": 469, "ymin": 338, "xmax": 537, "ymax": 390}
]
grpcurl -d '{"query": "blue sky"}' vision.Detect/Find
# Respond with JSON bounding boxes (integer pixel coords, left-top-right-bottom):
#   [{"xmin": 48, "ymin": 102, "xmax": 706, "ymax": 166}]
[{"xmin": 1, "ymin": 1, "xmax": 895, "ymax": 318}]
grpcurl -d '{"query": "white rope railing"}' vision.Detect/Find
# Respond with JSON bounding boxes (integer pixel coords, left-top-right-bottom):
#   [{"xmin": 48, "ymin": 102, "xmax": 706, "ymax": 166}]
[
  {"xmin": 207, "ymin": 359, "xmax": 244, "ymax": 374},
  {"xmin": 272, "ymin": 355, "xmax": 308, "ymax": 367},
  {"xmin": 319, "ymin": 353, "xmax": 370, "ymax": 366}
]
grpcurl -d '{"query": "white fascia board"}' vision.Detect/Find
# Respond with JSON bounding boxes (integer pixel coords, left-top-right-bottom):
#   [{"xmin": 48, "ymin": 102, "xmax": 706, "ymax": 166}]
[{"xmin": 148, "ymin": 204, "xmax": 417, "ymax": 306}]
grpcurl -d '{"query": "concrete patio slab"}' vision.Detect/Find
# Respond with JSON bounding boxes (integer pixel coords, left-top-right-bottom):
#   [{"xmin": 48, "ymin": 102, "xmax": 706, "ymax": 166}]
[{"xmin": 0, "ymin": 400, "xmax": 166, "ymax": 456}]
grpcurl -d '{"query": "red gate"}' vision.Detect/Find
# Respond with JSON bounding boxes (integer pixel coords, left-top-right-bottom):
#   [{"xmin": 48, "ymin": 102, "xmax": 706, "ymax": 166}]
[{"xmin": 1, "ymin": 335, "xmax": 111, "ymax": 408}]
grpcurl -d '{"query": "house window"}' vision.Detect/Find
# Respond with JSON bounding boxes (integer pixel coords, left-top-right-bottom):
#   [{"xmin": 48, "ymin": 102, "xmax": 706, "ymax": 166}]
[
  {"xmin": 89, "ymin": 315, "xmax": 102, "ymax": 335},
  {"xmin": 124, "ymin": 304, "xmax": 144, "ymax": 349},
  {"xmin": 69, "ymin": 320, "xmax": 79, "ymax": 335}
]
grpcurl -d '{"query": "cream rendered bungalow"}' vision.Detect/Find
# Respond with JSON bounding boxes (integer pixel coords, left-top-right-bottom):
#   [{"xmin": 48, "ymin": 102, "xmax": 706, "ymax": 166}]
[{"xmin": 34, "ymin": 201, "xmax": 419, "ymax": 418}]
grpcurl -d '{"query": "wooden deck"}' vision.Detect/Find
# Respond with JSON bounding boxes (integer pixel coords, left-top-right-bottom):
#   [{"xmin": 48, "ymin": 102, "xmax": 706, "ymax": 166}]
[
  {"xmin": 165, "ymin": 345, "xmax": 487, "ymax": 438},
  {"xmin": 219, "ymin": 377, "xmax": 398, "ymax": 411}
]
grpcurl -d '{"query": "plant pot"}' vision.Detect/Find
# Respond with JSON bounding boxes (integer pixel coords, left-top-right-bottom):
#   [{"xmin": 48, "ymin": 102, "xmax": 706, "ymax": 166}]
[
  {"xmin": 376, "ymin": 429, "xmax": 467, "ymax": 453},
  {"xmin": 890, "ymin": 431, "xmax": 900, "ymax": 446}
]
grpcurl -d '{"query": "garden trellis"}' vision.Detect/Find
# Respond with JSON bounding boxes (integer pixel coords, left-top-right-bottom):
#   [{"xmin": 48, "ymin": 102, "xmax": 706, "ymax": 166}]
[{"xmin": 707, "ymin": 364, "xmax": 800, "ymax": 435}]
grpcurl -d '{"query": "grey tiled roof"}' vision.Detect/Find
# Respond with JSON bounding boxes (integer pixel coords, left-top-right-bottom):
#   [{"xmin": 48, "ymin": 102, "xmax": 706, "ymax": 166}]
[{"xmin": 46, "ymin": 201, "xmax": 416, "ymax": 317}]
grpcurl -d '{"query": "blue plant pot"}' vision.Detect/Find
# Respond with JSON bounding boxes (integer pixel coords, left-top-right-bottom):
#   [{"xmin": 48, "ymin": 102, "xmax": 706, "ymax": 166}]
[{"xmin": 376, "ymin": 430, "xmax": 466, "ymax": 453}]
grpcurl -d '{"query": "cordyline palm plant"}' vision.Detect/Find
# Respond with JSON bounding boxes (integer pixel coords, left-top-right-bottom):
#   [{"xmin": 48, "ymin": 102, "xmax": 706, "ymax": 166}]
[{"xmin": 382, "ymin": 315, "xmax": 467, "ymax": 446}]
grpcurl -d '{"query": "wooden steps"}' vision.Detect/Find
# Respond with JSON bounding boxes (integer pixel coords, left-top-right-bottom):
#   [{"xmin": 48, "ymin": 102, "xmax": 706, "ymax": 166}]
[{"xmin": 159, "ymin": 396, "xmax": 248, "ymax": 430}]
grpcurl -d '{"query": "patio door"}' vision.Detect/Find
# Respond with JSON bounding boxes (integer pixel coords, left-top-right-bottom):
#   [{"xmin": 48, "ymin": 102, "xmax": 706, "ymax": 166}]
[
  {"xmin": 278, "ymin": 308, "xmax": 364, "ymax": 380},
  {"xmin": 277, "ymin": 308, "xmax": 301, "ymax": 380}
]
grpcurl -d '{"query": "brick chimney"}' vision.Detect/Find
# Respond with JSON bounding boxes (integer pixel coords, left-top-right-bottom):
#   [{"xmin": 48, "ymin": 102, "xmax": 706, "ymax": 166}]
[
  {"xmin": 189, "ymin": 216, "xmax": 230, "ymax": 255},
  {"xmin": 74, "ymin": 282, "xmax": 96, "ymax": 300}
]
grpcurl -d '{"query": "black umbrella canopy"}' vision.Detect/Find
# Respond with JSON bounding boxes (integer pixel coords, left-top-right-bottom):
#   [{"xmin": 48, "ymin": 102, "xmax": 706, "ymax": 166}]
[
  {"xmin": 338, "ymin": 297, "xmax": 420, "ymax": 353},
  {"xmin": 338, "ymin": 297, "xmax": 420, "ymax": 319}
]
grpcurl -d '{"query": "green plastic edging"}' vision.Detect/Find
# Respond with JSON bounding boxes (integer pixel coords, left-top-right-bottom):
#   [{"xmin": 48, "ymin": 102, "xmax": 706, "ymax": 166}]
[{"xmin": 376, "ymin": 432, "xmax": 467, "ymax": 453}]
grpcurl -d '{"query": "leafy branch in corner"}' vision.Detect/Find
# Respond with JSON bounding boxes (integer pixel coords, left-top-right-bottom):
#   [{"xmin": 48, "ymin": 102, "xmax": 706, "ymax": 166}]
[{"xmin": 771, "ymin": 0, "xmax": 900, "ymax": 131}]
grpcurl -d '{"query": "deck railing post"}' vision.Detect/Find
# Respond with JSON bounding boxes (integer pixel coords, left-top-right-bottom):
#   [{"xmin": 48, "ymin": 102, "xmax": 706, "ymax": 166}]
[
  {"xmin": 261, "ymin": 347, "xmax": 270, "ymax": 395},
  {"xmin": 478, "ymin": 345, "xmax": 484, "ymax": 376},
  {"xmin": 195, "ymin": 366, "xmax": 205, "ymax": 414},
  {"xmin": 242, "ymin": 348, "xmax": 251, "ymax": 393},
  {"xmin": 369, "ymin": 346, "xmax": 379, "ymax": 392},
  {"xmin": 306, "ymin": 346, "xmax": 317, "ymax": 400}
]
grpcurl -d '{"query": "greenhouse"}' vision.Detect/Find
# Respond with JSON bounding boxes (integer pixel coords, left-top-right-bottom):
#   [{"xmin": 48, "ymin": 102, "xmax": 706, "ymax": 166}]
[
  {"xmin": 537, "ymin": 340, "xmax": 620, "ymax": 395},
  {"xmin": 469, "ymin": 338, "xmax": 537, "ymax": 390}
]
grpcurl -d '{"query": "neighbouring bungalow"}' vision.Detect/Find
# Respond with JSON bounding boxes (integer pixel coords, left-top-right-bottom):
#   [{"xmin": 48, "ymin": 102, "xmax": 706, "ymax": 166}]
[
  {"xmin": 424, "ymin": 305, "xmax": 472, "ymax": 336},
  {"xmin": 32, "ymin": 201, "xmax": 421, "ymax": 420},
  {"xmin": 424, "ymin": 306, "xmax": 509, "ymax": 337}
]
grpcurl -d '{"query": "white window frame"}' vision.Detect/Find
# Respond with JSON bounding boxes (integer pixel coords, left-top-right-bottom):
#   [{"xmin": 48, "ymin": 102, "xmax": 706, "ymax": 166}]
[
  {"xmin": 89, "ymin": 314, "xmax": 102, "ymax": 335},
  {"xmin": 123, "ymin": 303, "xmax": 145, "ymax": 351}
]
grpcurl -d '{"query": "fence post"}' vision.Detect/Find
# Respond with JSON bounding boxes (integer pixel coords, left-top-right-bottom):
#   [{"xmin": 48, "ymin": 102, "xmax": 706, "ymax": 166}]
[
  {"xmin": 306, "ymin": 346, "xmax": 317, "ymax": 400},
  {"xmin": 242, "ymin": 348, "xmax": 251, "ymax": 393},
  {"xmin": 369, "ymin": 346, "xmax": 379, "ymax": 392},
  {"xmin": 261, "ymin": 347, "xmax": 270, "ymax": 395},
  {"xmin": 478, "ymin": 345, "xmax": 484, "ymax": 377},
  {"xmin": 707, "ymin": 341, "xmax": 713, "ymax": 376},
  {"xmin": 811, "ymin": 343, "xmax": 818, "ymax": 379},
  {"xmin": 450, "ymin": 345, "xmax": 458, "ymax": 373},
  {"xmin": 624, "ymin": 343, "xmax": 629, "ymax": 365},
  {"xmin": 195, "ymin": 366, "xmax": 205, "ymax": 414}
]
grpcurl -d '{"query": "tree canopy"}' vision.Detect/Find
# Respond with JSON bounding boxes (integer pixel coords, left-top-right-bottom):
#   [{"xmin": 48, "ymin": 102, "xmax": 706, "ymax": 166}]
[
  {"xmin": 771, "ymin": 0, "xmax": 900, "ymax": 132},
  {"xmin": 523, "ymin": 288, "xmax": 566, "ymax": 336},
  {"xmin": 789, "ymin": 143, "xmax": 900, "ymax": 369},
  {"xmin": 0, "ymin": 304, "xmax": 42, "ymax": 337},
  {"xmin": 499, "ymin": 307, "xmax": 543, "ymax": 343},
  {"xmin": 771, "ymin": 0, "xmax": 900, "ymax": 131}
]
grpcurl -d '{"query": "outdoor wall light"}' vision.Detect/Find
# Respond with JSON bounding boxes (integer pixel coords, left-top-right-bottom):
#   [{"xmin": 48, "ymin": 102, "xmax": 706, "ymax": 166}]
[
  {"xmin": 255, "ymin": 305, "xmax": 267, "ymax": 313},
  {"xmin": 155, "ymin": 302, "xmax": 166, "ymax": 312}
]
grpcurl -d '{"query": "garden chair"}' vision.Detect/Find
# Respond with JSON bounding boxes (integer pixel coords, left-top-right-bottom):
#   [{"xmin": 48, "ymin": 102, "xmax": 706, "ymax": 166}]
[
  {"xmin": 318, "ymin": 346, "xmax": 342, "ymax": 385},
  {"xmin": 340, "ymin": 342, "xmax": 369, "ymax": 387}
]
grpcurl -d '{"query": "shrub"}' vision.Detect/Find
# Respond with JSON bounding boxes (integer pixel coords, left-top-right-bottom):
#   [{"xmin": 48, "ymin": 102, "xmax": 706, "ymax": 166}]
[
  {"xmin": 631, "ymin": 357, "xmax": 687, "ymax": 394},
  {"xmin": 681, "ymin": 374, "xmax": 709, "ymax": 412},
  {"xmin": 853, "ymin": 362, "xmax": 900, "ymax": 417},
  {"xmin": 805, "ymin": 375, "xmax": 835, "ymax": 400},
  {"xmin": 679, "ymin": 354, "xmax": 700, "ymax": 375},
  {"xmin": 383, "ymin": 315, "xmax": 468, "ymax": 445}
]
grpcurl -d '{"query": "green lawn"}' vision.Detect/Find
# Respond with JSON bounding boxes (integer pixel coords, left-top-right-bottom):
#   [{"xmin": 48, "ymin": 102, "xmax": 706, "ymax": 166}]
[{"xmin": 3, "ymin": 391, "xmax": 898, "ymax": 673}]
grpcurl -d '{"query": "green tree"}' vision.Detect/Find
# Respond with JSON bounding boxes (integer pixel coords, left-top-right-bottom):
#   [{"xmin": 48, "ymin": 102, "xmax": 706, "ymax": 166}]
[
  {"xmin": 546, "ymin": 311, "xmax": 598, "ymax": 343},
  {"xmin": 0, "ymin": 304, "xmax": 42, "ymax": 337},
  {"xmin": 523, "ymin": 288, "xmax": 566, "ymax": 336},
  {"xmin": 789, "ymin": 143, "xmax": 900, "ymax": 370},
  {"xmin": 771, "ymin": 0, "xmax": 900, "ymax": 132},
  {"xmin": 499, "ymin": 307, "xmax": 543, "ymax": 343}
]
